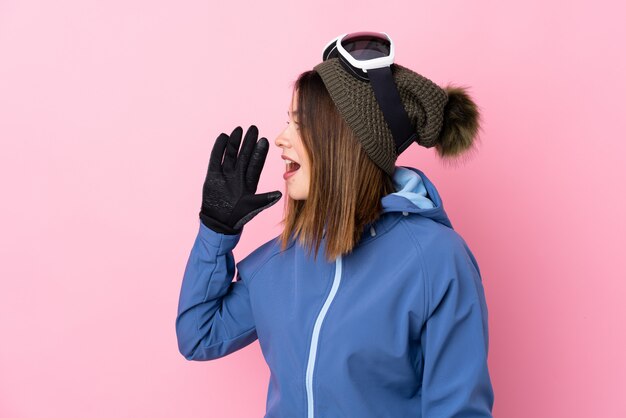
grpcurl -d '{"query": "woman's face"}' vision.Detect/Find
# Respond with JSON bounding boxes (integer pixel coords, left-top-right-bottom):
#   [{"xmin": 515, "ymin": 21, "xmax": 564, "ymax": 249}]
[{"xmin": 274, "ymin": 91, "xmax": 310, "ymax": 200}]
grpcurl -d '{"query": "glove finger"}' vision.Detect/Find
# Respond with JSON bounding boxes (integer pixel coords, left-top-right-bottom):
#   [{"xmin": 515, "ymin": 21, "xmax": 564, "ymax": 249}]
[
  {"xmin": 236, "ymin": 125, "xmax": 259, "ymax": 175},
  {"xmin": 223, "ymin": 126, "xmax": 243, "ymax": 174},
  {"xmin": 233, "ymin": 191, "xmax": 283, "ymax": 230},
  {"xmin": 246, "ymin": 137, "xmax": 269, "ymax": 192},
  {"xmin": 208, "ymin": 133, "xmax": 229, "ymax": 173}
]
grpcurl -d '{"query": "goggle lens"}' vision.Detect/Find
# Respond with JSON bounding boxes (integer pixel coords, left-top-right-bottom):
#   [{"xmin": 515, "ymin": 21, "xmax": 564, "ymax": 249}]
[
  {"xmin": 341, "ymin": 32, "xmax": 391, "ymax": 60},
  {"xmin": 324, "ymin": 32, "xmax": 391, "ymax": 61}
]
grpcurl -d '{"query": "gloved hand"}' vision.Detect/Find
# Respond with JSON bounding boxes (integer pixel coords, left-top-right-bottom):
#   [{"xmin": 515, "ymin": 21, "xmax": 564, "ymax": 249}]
[{"xmin": 199, "ymin": 125, "xmax": 282, "ymax": 235}]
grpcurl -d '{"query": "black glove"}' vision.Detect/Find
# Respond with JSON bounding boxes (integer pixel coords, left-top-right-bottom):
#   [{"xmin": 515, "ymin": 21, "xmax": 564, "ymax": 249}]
[{"xmin": 199, "ymin": 125, "xmax": 282, "ymax": 235}]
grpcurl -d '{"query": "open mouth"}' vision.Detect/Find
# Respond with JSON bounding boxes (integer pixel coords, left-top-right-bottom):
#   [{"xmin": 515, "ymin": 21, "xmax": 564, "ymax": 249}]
[{"xmin": 286, "ymin": 161, "xmax": 301, "ymax": 173}]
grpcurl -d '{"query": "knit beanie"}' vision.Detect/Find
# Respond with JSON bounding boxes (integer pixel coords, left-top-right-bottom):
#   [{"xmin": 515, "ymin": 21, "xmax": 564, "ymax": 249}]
[{"xmin": 313, "ymin": 57, "xmax": 480, "ymax": 176}]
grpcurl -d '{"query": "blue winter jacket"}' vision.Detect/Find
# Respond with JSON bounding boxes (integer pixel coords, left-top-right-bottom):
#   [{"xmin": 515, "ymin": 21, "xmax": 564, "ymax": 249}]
[{"xmin": 176, "ymin": 166, "xmax": 495, "ymax": 417}]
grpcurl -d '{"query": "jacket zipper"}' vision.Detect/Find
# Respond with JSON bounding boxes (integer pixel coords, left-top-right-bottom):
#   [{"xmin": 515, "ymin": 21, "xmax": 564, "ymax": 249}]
[{"xmin": 305, "ymin": 255, "xmax": 343, "ymax": 418}]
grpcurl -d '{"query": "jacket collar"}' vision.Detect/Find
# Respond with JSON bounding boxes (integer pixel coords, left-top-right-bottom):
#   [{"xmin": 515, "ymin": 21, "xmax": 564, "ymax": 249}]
[{"xmin": 357, "ymin": 166, "xmax": 453, "ymax": 245}]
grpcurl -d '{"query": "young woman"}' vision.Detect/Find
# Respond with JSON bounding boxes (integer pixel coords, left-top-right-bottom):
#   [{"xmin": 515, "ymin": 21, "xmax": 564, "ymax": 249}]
[{"xmin": 176, "ymin": 32, "xmax": 494, "ymax": 417}]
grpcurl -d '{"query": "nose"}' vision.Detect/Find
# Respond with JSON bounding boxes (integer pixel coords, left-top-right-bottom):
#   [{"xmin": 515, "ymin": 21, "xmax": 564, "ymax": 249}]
[{"xmin": 274, "ymin": 130, "xmax": 291, "ymax": 149}]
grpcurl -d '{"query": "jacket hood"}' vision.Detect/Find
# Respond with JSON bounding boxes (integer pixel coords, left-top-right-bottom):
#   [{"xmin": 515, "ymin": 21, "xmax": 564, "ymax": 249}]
[{"xmin": 381, "ymin": 166, "xmax": 453, "ymax": 229}]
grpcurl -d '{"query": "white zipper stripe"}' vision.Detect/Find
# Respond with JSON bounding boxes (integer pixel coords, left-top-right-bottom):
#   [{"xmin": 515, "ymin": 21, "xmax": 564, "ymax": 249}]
[{"xmin": 305, "ymin": 255, "xmax": 343, "ymax": 418}]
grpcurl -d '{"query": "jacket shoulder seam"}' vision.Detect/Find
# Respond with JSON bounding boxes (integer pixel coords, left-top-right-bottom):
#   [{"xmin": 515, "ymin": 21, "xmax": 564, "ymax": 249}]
[
  {"xmin": 243, "ymin": 237, "xmax": 295, "ymax": 287},
  {"xmin": 398, "ymin": 219, "xmax": 430, "ymax": 325}
]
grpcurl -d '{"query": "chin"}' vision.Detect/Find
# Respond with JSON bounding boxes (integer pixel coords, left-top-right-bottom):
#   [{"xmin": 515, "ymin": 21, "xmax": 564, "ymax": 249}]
[
  {"xmin": 289, "ymin": 194, "xmax": 307, "ymax": 201},
  {"xmin": 288, "ymin": 190, "xmax": 308, "ymax": 201}
]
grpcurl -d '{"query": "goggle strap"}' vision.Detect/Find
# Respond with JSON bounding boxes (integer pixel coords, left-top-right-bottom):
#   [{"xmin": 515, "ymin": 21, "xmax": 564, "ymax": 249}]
[
  {"xmin": 338, "ymin": 54, "xmax": 369, "ymax": 81},
  {"xmin": 367, "ymin": 67, "xmax": 417, "ymax": 155}
]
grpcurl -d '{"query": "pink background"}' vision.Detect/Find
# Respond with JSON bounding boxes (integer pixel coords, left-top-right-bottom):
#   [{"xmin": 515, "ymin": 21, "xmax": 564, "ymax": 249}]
[{"xmin": 1, "ymin": 0, "xmax": 624, "ymax": 417}]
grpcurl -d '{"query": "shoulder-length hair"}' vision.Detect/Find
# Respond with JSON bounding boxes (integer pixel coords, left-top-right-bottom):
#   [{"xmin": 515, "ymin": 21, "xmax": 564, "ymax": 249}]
[{"xmin": 278, "ymin": 70, "xmax": 395, "ymax": 262}]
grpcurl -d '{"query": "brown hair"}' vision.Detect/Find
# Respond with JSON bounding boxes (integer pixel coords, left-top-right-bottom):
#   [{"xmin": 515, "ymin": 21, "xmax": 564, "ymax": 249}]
[{"xmin": 277, "ymin": 70, "xmax": 395, "ymax": 262}]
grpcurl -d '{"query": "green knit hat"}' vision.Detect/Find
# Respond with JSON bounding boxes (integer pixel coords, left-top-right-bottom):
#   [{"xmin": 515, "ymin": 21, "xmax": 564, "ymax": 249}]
[{"xmin": 314, "ymin": 57, "xmax": 449, "ymax": 176}]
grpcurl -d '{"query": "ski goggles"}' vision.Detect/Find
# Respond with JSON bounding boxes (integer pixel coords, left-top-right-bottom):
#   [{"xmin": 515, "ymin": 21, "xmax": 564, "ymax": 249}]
[{"xmin": 321, "ymin": 31, "xmax": 417, "ymax": 155}]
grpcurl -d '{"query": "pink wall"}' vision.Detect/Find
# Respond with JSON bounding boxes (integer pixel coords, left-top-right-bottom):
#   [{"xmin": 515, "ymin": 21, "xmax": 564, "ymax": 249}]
[{"xmin": 1, "ymin": 0, "xmax": 624, "ymax": 417}]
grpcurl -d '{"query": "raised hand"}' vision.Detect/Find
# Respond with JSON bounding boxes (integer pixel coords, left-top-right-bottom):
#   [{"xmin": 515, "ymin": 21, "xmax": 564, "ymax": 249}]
[{"xmin": 199, "ymin": 125, "xmax": 282, "ymax": 235}]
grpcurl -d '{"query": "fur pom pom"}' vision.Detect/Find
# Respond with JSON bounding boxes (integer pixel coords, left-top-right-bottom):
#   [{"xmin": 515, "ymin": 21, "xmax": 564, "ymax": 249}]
[{"xmin": 435, "ymin": 84, "xmax": 482, "ymax": 165}]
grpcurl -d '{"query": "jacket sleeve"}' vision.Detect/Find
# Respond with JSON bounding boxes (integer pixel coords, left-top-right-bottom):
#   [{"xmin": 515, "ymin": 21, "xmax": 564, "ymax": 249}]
[
  {"xmin": 175, "ymin": 220, "xmax": 258, "ymax": 361},
  {"xmin": 419, "ymin": 239, "xmax": 495, "ymax": 417}
]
